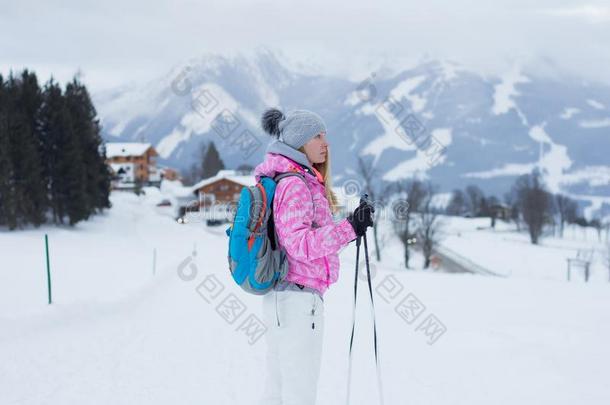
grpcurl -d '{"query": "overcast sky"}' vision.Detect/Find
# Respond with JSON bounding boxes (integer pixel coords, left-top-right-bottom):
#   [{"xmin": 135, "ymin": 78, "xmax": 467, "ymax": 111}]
[{"xmin": 1, "ymin": 0, "xmax": 609, "ymax": 92}]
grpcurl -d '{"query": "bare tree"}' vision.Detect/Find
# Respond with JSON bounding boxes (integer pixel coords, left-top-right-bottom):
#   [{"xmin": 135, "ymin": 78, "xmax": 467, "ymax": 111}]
[
  {"xmin": 356, "ymin": 156, "xmax": 391, "ymax": 262},
  {"xmin": 465, "ymin": 184, "xmax": 485, "ymax": 216},
  {"xmin": 512, "ymin": 170, "xmax": 552, "ymax": 245},
  {"xmin": 590, "ymin": 217, "xmax": 603, "ymax": 243},
  {"xmin": 554, "ymin": 194, "xmax": 578, "ymax": 238},
  {"xmin": 391, "ymin": 179, "xmax": 426, "ymax": 269},
  {"xmin": 486, "ymin": 195, "xmax": 500, "ymax": 228},
  {"xmin": 446, "ymin": 189, "xmax": 467, "ymax": 216},
  {"xmin": 504, "ymin": 190, "xmax": 522, "ymax": 231},
  {"xmin": 418, "ymin": 182, "xmax": 445, "ymax": 269}
]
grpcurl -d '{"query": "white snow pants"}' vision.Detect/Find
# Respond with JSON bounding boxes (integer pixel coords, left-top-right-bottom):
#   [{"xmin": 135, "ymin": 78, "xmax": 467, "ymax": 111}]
[{"xmin": 259, "ymin": 288, "xmax": 325, "ymax": 405}]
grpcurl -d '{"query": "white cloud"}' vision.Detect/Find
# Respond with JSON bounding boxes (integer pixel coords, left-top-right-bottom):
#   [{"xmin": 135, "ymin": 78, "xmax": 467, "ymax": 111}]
[
  {"xmin": 560, "ymin": 107, "xmax": 580, "ymax": 119},
  {"xmin": 579, "ymin": 118, "xmax": 610, "ymax": 128},
  {"xmin": 587, "ymin": 99, "xmax": 606, "ymax": 110},
  {"xmin": 542, "ymin": 5, "xmax": 610, "ymax": 24}
]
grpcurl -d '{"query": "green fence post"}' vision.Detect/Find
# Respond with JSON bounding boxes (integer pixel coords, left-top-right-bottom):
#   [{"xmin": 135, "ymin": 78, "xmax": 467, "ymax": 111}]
[{"xmin": 45, "ymin": 234, "xmax": 52, "ymax": 304}]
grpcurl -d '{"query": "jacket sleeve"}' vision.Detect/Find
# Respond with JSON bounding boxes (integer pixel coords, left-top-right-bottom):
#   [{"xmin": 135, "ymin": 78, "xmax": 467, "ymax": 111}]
[{"xmin": 273, "ymin": 176, "xmax": 356, "ymax": 261}]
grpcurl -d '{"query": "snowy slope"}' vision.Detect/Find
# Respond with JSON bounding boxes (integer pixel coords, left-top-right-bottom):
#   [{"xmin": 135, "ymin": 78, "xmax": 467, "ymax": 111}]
[{"xmin": 1, "ymin": 192, "xmax": 610, "ymax": 404}]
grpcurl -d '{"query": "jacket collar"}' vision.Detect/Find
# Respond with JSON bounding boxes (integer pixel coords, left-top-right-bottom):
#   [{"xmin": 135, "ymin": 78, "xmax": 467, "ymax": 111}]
[
  {"xmin": 266, "ymin": 139, "xmax": 315, "ymax": 174},
  {"xmin": 254, "ymin": 140, "xmax": 325, "ymax": 185}
]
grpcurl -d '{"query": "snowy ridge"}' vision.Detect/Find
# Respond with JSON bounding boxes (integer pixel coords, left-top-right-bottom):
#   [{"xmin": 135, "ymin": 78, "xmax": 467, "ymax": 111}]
[{"xmin": 94, "ymin": 51, "xmax": 610, "ymax": 217}]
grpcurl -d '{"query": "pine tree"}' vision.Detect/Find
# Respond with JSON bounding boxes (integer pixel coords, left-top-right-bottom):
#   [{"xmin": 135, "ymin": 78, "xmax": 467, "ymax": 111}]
[
  {"xmin": 17, "ymin": 71, "xmax": 47, "ymax": 225},
  {"xmin": 0, "ymin": 70, "xmax": 110, "ymax": 229},
  {"xmin": 5, "ymin": 71, "xmax": 47, "ymax": 228},
  {"xmin": 0, "ymin": 74, "xmax": 18, "ymax": 229},
  {"xmin": 201, "ymin": 141, "xmax": 225, "ymax": 179},
  {"xmin": 58, "ymin": 87, "xmax": 89, "ymax": 225},
  {"xmin": 59, "ymin": 104, "xmax": 88, "ymax": 225},
  {"xmin": 65, "ymin": 77, "xmax": 111, "ymax": 213},
  {"xmin": 40, "ymin": 80, "xmax": 87, "ymax": 225},
  {"xmin": 39, "ymin": 80, "xmax": 62, "ymax": 223}
]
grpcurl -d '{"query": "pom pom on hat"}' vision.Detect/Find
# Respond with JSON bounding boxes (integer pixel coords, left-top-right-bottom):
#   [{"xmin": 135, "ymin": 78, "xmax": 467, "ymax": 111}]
[{"xmin": 261, "ymin": 108, "xmax": 285, "ymax": 137}]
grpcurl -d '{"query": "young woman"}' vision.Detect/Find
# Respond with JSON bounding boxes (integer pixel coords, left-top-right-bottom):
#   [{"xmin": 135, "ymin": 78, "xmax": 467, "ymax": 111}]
[{"xmin": 254, "ymin": 108, "xmax": 374, "ymax": 405}]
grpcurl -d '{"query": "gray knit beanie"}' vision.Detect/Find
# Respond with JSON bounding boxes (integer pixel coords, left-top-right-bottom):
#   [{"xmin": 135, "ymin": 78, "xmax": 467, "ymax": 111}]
[{"xmin": 261, "ymin": 108, "xmax": 326, "ymax": 149}]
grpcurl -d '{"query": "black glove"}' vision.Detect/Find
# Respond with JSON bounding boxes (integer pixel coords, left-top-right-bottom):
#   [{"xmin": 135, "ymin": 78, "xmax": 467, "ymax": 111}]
[{"xmin": 347, "ymin": 201, "xmax": 374, "ymax": 237}]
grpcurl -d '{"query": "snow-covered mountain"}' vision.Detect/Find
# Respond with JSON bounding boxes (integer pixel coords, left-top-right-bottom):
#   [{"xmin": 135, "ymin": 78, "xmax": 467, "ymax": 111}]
[{"xmin": 94, "ymin": 49, "xmax": 610, "ymax": 216}]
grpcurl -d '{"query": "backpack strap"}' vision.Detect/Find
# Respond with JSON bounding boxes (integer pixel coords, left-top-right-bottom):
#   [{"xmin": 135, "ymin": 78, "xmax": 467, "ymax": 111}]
[
  {"xmin": 273, "ymin": 172, "xmax": 316, "ymax": 219},
  {"xmin": 267, "ymin": 172, "xmax": 318, "ymax": 251}
]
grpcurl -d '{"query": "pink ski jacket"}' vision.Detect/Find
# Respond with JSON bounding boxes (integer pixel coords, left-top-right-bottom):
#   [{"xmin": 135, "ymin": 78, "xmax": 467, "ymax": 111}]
[{"xmin": 254, "ymin": 152, "xmax": 357, "ymax": 296}]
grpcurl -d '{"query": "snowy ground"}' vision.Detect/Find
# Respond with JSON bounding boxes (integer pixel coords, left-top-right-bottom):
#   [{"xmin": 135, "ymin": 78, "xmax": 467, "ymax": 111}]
[
  {"xmin": 439, "ymin": 216, "xmax": 609, "ymax": 281},
  {"xmin": 1, "ymin": 191, "xmax": 609, "ymax": 404}
]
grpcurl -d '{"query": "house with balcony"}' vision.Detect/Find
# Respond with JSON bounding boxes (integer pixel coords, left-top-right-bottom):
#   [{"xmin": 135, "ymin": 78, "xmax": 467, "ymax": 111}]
[
  {"xmin": 191, "ymin": 170, "xmax": 256, "ymax": 209},
  {"xmin": 106, "ymin": 142, "xmax": 161, "ymax": 189}
]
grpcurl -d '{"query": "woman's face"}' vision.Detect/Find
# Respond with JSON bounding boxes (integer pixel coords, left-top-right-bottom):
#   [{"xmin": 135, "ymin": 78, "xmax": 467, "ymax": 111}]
[{"xmin": 302, "ymin": 132, "xmax": 328, "ymax": 164}]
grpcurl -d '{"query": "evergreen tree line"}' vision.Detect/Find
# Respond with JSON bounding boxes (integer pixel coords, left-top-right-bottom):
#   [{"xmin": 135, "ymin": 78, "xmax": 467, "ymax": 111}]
[{"xmin": 0, "ymin": 70, "xmax": 111, "ymax": 230}]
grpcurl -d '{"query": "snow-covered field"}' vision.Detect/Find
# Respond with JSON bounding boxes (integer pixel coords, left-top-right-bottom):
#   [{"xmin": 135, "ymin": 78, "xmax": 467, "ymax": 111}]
[
  {"xmin": 440, "ymin": 216, "xmax": 609, "ymax": 281},
  {"xmin": 1, "ymin": 191, "xmax": 609, "ymax": 404}
]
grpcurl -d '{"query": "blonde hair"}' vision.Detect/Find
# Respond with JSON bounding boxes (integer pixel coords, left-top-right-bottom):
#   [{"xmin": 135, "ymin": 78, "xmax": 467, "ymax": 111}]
[{"xmin": 298, "ymin": 146, "xmax": 340, "ymax": 214}]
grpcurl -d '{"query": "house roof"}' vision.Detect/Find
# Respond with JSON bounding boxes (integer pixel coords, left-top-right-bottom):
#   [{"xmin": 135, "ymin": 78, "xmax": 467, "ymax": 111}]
[
  {"xmin": 191, "ymin": 170, "xmax": 256, "ymax": 193},
  {"xmin": 106, "ymin": 142, "xmax": 155, "ymax": 158}
]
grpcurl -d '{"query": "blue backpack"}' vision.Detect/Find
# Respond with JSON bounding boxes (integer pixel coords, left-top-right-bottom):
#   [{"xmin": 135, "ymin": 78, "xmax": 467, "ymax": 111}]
[{"xmin": 225, "ymin": 172, "xmax": 311, "ymax": 295}]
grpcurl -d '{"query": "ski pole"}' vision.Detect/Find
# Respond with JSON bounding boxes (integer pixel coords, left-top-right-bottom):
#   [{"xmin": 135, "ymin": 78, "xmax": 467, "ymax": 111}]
[
  {"xmin": 345, "ymin": 234, "xmax": 360, "ymax": 405},
  {"xmin": 346, "ymin": 194, "xmax": 384, "ymax": 405},
  {"xmin": 363, "ymin": 228, "xmax": 385, "ymax": 405}
]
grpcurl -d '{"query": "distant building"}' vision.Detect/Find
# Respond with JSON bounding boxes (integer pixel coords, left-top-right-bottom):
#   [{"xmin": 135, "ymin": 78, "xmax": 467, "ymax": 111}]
[
  {"xmin": 191, "ymin": 170, "xmax": 256, "ymax": 209},
  {"xmin": 159, "ymin": 166, "xmax": 181, "ymax": 181},
  {"xmin": 106, "ymin": 142, "xmax": 160, "ymax": 189}
]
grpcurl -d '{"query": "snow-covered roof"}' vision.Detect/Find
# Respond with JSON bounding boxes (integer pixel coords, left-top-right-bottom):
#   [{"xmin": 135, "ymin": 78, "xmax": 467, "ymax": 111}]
[
  {"xmin": 106, "ymin": 142, "xmax": 154, "ymax": 158},
  {"xmin": 191, "ymin": 170, "xmax": 256, "ymax": 192}
]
